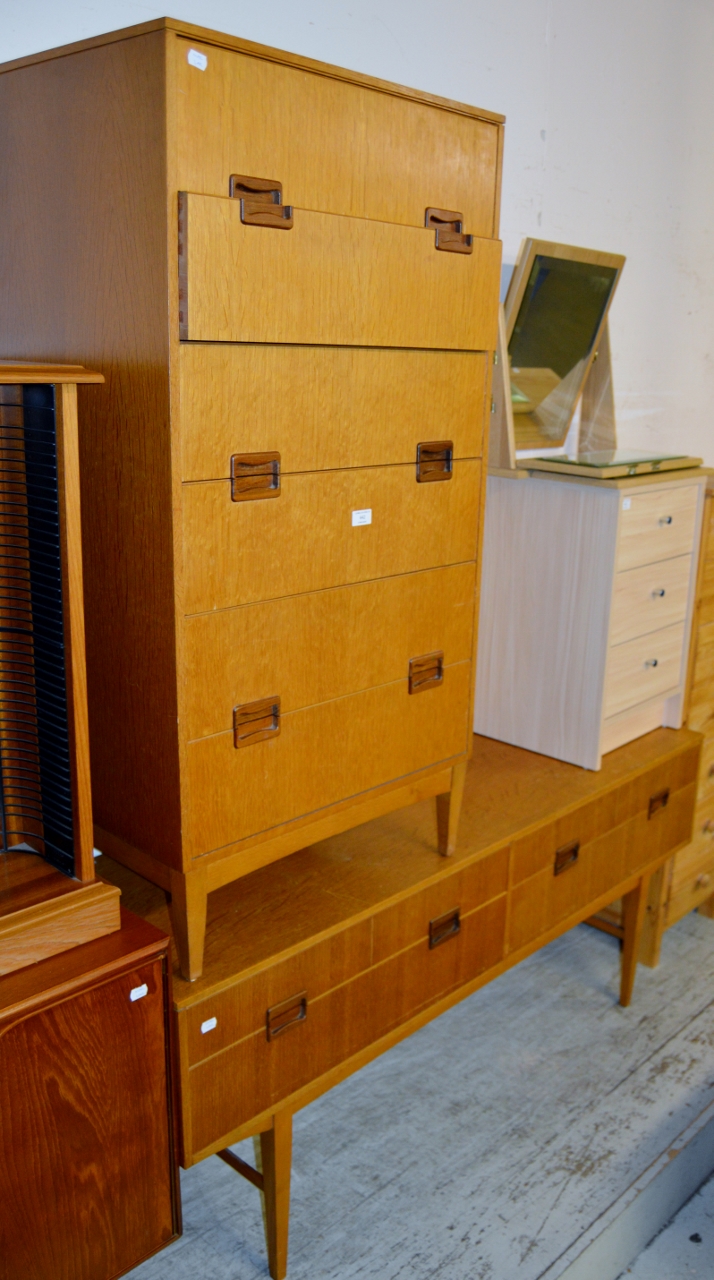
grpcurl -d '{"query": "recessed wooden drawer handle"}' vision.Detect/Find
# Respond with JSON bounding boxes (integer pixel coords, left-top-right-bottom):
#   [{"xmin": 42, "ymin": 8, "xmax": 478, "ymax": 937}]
[
  {"xmin": 416, "ymin": 440, "xmax": 453, "ymax": 482},
  {"xmin": 230, "ymin": 174, "xmax": 293, "ymax": 229},
  {"xmin": 409, "ymin": 651, "xmax": 444, "ymax": 694},
  {"xmin": 651, "ymin": 588, "xmax": 666, "ymax": 598},
  {"xmin": 266, "ymin": 991, "xmax": 307, "ymax": 1040},
  {"xmin": 659, "ymin": 515, "xmax": 673, "ymax": 525},
  {"xmin": 554, "ymin": 840, "xmax": 579, "ymax": 875},
  {"xmin": 429, "ymin": 907, "xmax": 460, "ymax": 949},
  {"xmin": 648, "ymin": 788, "xmax": 670, "ymax": 819},
  {"xmin": 644, "ymin": 658, "xmax": 659, "ymax": 668},
  {"xmin": 708, "ymin": 765, "xmax": 714, "ymax": 779},
  {"xmin": 233, "ymin": 696, "xmax": 280, "ymax": 747},
  {"xmin": 231, "ymin": 452, "xmax": 280, "ymax": 501},
  {"xmin": 696, "ymin": 873, "xmax": 711, "ymax": 889},
  {"xmin": 703, "ymin": 818, "xmax": 714, "ymax": 834},
  {"xmin": 425, "ymin": 208, "xmax": 473, "ymax": 254}
]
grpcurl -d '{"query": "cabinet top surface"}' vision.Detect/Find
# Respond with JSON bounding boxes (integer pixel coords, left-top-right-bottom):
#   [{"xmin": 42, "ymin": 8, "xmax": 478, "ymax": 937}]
[
  {"xmin": 493, "ymin": 467, "xmax": 712, "ymax": 492},
  {"xmin": 99, "ymin": 727, "xmax": 701, "ymax": 1009},
  {"xmin": 0, "ymin": 16, "xmax": 505, "ymax": 125},
  {"xmin": 0, "ymin": 362, "xmax": 103, "ymax": 384}
]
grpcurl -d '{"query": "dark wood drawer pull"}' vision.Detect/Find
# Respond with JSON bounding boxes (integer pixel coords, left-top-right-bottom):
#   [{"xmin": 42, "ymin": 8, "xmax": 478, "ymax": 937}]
[
  {"xmin": 409, "ymin": 651, "xmax": 444, "ymax": 694},
  {"xmin": 266, "ymin": 991, "xmax": 307, "ymax": 1041},
  {"xmin": 416, "ymin": 440, "xmax": 453, "ymax": 482},
  {"xmin": 554, "ymin": 840, "xmax": 579, "ymax": 876},
  {"xmin": 429, "ymin": 907, "xmax": 460, "ymax": 949},
  {"xmin": 425, "ymin": 207, "xmax": 473, "ymax": 254},
  {"xmin": 230, "ymin": 174, "xmax": 293, "ymax": 229},
  {"xmin": 233, "ymin": 696, "xmax": 280, "ymax": 748},
  {"xmin": 231, "ymin": 451, "xmax": 281, "ymax": 501},
  {"xmin": 648, "ymin": 788, "xmax": 670, "ymax": 819}
]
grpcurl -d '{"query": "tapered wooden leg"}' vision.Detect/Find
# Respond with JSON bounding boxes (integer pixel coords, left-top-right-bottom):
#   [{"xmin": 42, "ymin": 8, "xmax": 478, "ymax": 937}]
[
  {"xmin": 620, "ymin": 875, "xmax": 650, "ymax": 1007},
  {"xmin": 260, "ymin": 1111, "xmax": 292, "ymax": 1280},
  {"xmin": 436, "ymin": 759, "xmax": 468, "ymax": 857},
  {"xmin": 638, "ymin": 862, "xmax": 669, "ymax": 968},
  {"xmin": 168, "ymin": 867, "xmax": 208, "ymax": 982}
]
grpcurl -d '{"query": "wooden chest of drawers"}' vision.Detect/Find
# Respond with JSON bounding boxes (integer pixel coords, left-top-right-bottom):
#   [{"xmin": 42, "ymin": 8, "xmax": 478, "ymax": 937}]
[
  {"xmin": 0, "ymin": 20, "xmax": 503, "ymax": 978},
  {"xmin": 102, "ymin": 724, "xmax": 700, "ymax": 1279},
  {"xmin": 474, "ymin": 471, "xmax": 707, "ymax": 769}
]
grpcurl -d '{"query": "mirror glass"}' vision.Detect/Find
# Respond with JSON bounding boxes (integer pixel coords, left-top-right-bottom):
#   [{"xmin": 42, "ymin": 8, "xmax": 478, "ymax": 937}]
[{"xmin": 509, "ymin": 255, "xmax": 619, "ymax": 450}]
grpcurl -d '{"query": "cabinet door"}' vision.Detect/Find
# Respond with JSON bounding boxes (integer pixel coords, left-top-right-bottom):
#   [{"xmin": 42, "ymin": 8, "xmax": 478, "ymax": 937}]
[
  {"xmin": 179, "ymin": 193, "xmax": 500, "ymax": 349},
  {"xmin": 0, "ymin": 959, "xmax": 176, "ymax": 1280}
]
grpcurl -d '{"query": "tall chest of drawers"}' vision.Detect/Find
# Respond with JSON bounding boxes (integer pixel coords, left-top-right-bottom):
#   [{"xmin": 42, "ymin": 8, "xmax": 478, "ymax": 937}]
[
  {"xmin": 475, "ymin": 470, "xmax": 708, "ymax": 770},
  {"xmin": 0, "ymin": 20, "xmax": 503, "ymax": 977}
]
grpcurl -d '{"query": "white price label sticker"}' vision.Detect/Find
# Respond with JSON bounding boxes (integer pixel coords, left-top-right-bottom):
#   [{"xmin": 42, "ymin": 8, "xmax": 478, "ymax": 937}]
[
  {"xmin": 352, "ymin": 508, "xmax": 372, "ymax": 527},
  {"xmin": 130, "ymin": 984, "xmax": 148, "ymax": 1002},
  {"xmin": 622, "ymin": 497, "xmax": 631, "ymax": 510},
  {"xmin": 201, "ymin": 1017, "xmax": 218, "ymax": 1034},
  {"xmin": 187, "ymin": 48, "xmax": 208, "ymax": 70}
]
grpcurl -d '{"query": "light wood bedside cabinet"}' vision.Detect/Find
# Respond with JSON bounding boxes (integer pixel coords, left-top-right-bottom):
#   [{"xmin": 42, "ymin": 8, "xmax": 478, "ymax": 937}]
[{"xmin": 0, "ymin": 19, "xmax": 503, "ymax": 978}]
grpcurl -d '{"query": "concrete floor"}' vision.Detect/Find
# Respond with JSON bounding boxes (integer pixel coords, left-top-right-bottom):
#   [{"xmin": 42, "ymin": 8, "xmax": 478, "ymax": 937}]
[
  {"xmin": 622, "ymin": 1171, "xmax": 714, "ymax": 1278},
  {"xmin": 128, "ymin": 911, "xmax": 714, "ymax": 1280}
]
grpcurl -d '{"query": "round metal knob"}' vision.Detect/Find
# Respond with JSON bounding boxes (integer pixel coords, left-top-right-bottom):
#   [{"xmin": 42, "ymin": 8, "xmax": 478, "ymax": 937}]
[
  {"xmin": 644, "ymin": 658, "xmax": 659, "ymax": 668},
  {"xmin": 659, "ymin": 515, "xmax": 673, "ymax": 525},
  {"xmin": 652, "ymin": 588, "xmax": 666, "ymax": 598}
]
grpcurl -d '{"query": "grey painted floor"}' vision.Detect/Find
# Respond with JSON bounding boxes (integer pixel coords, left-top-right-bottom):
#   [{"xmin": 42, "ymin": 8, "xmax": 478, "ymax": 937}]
[
  {"xmin": 622, "ymin": 1171, "xmax": 714, "ymax": 1278},
  {"xmin": 128, "ymin": 912, "xmax": 714, "ymax": 1280}
]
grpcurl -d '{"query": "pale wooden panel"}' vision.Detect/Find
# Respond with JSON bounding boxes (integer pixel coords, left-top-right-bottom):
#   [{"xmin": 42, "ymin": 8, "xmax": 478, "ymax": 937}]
[
  {"xmin": 474, "ymin": 476, "xmax": 619, "ymax": 770},
  {"xmin": 603, "ymin": 623, "xmax": 685, "ymax": 719},
  {"xmin": 183, "ymin": 663, "xmax": 472, "ymax": 857},
  {"xmin": 615, "ymin": 483, "xmax": 700, "ymax": 571},
  {"xmin": 179, "ymin": 345, "xmax": 487, "ymax": 480},
  {"xmin": 173, "ymin": 37, "xmax": 501, "ymax": 236},
  {"xmin": 181, "ymin": 563, "xmax": 475, "ymax": 740},
  {"xmin": 182, "ymin": 460, "xmax": 481, "ymax": 614},
  {"xmin": 600, "ymin": 695, "xmax": 669, "ymax": 758},
  {"xmin": 609, "ymin": 554, "xmax": 692, "ymax": 646},
  {"xmin": 181, "ymin": 193, "xmax": 501, "ymax": 350}
]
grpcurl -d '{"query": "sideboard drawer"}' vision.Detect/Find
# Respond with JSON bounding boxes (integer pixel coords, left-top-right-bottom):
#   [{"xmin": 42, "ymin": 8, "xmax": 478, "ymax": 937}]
[
  {"xmin": 182, "ymin": 461, "xmax": 482, "ymax": 614},
  {"xmin": 179, "ymin": 193, "xmax": 500, "ymax": 350},
  {"xmin": 183, "ymin": 663, "xmax": 472, "ymax": 857},
  {"xmin": 180, "ymin": 345, "xmax": 487, "ymax": 480},
  {"xmin": 615, "ymin": 485, "xmax": 700, "ymax": 572},
  {"xmin": 603, "ymin": 622, "xmax": 685, "ymax": 719},
  {"xmin": 186, "ymin": 894, "xmax": 506, "ymax": 1154},
  {"xmin": 609, "ymin": 555, "xmax": 691, "ymax": 646},
  {"xmin": 181, "ymin": 564, "xmax": 475, "ymax": 741}
]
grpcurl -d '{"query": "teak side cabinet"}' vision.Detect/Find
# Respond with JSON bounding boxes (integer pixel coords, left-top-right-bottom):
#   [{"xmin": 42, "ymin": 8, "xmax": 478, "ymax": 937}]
[
  {"xmin": 0, "ymin": 19, "xmax": 504, "ymax": 979},
  {"xmin": 103, "ymin": 726, "xmax": 701, "ymax": 1280}
]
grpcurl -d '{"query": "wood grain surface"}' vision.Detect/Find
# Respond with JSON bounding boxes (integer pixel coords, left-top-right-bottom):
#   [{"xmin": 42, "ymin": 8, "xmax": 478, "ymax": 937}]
[
  {"xmin": 179, "ymin": 344, "xmax": 487, "ymax": 479},
  {"xmin": 609, "ymin": 554, "xmax": 692, "ymax": 646},
  {"xmin": 615, "ymin": 483, "xmax": 700, "ymax": 571},
  {"xmin": 181, "ymin": 193, "xmax": 501, "ymax": 349}
]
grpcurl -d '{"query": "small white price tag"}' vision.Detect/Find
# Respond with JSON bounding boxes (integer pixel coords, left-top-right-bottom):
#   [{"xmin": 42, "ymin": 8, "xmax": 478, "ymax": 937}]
[
  {"xmin": 187, "ymin": 48, "xmax": 208, "ymax": 70},
  {"xmin": 130, "ymin": 984, "xmax": 148, "ymax": 1002},
  {"xmin": 201, "ymin": 1016, "xmax": 218, "ymax": 1034},
  {"xmin": 352, "ymin": 508, "xmax": 372, "ymax": 527},
  {"xmin": 622, "ymin": 497, "xmax": 631, "ymax": 510}
]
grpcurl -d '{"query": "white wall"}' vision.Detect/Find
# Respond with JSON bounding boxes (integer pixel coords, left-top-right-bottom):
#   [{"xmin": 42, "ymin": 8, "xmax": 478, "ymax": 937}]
[{"xmin": 3, "ymin": 0, "xmax": 713, "ymax": 463}]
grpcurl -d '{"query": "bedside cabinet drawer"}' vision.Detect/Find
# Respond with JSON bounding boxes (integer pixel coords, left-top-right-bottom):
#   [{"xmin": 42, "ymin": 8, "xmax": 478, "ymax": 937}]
[
  {"xmin": 609, "ymin": 555, "xmax": 691, "ymax": 645},
  {"xmin": 615, "ymin": 485, "xmax": 699, "ymax": 571},
  {"xmin": 604, "ymin": 622, "xmax": 685, "ymax": 719},
  {"xmin": 180, "ymin": 345, "xmax": 488, "ymax": 480},
  {"xmin": 183, "ymin": 662, "xmax": 472, "ymax": 857},
  {"xmin": 179, "ymin": 193, "xmax": 500, "ymax": 351},
  {"xmin": 182, "ymin": 461, "xmax": 482, "ymax": 614}
]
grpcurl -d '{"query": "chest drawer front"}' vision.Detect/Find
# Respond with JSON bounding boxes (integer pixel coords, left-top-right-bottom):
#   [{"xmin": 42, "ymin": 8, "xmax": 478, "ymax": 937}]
[
  {"xmin": 609, "ymin": 555, "xmax": 692, "ymax": 646},
  {"xmin": 186, "ymin": 895, "xmax": 506, "ymax": 1156},
  {"xmin": 183, "ymin": 662, "xmax": 472, "ymax": 857},
  {"xmin": 179, "ymin": 345, "xmax": 488, "ymax": 481},
  {"xmin": 179, "ymin": 193, "xmax": 500, "ymax": 350},
  {"xmin": 174, "ymin": 39, "xmax": 501, "ymax": 237},
  {"xmin": 182, "ymin": 460, "xmax": 482, "ymax": 615},
  {"xmin": 603, "ymin": 622, "xmax": 685, "ymax": 719},
  {"xmin": 184, "ymin": 920, "xmax": 373, "ymax": 1067},
  {"xmin": 615, "ymin": 485, "xmax": 700, "ymax": 572},
  {"xmin": 182, "ymin": 564, "xmax": 475, "ymax": 741},
  {"xmin": 688, "ymin": 619, "xmax": 714, "ymax": 736}
]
